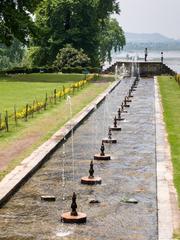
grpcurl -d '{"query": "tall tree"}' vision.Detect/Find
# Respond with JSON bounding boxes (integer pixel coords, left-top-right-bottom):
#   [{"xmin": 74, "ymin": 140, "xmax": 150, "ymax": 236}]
[
  {"xmin": 99, "ymin": 19, "xmax": 125, "ymax": 63},
  {"xmin": 0, "ymin": 39, "xmax": 25, "ymax": 70},
  {"xmin": 34, "ymin": 0, "xmax": 100, "ymax": 65},
  {"xmin": 0, "ymin": 0, "xmax": 41, "ymax": 46},
  {"xmin": 31, "ymin": 0, "xmax": 125, "ymax": 66}
]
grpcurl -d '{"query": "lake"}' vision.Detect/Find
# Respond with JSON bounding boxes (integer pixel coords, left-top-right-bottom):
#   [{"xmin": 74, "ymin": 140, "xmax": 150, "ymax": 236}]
[{"xmin": 105, "ymin": 50, "xmax": 180, "ymax": 73}]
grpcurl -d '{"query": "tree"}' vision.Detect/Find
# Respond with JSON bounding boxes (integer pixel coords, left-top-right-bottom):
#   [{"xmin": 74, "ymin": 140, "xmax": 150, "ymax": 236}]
[
  {"xmin": 0, "ymin": 39, "xmax": 25, "ymax": 70},
  {"xmin": 33, "ymin": 0, "xmax": 100, "ymax": 66},
  {"xmin": 53, "ymin": 44, "xmax": 90, "ymax": 70},
  {"xmin": 31, "ymin": 0, "xmax": 124, "ymax": 66},
  {"xmin": 0, "ymin": 0, "xmax": 41, "ymax": 46},
  {"xmin": 99, "ymin": 19, "xmax": 126, "ymax": 63}
]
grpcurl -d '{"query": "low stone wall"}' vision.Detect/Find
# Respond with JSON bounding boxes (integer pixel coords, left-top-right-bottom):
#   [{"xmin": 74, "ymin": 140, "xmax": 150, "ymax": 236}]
[{"xmin": 104, "ymin": 61, "xmax": 176, "ymax": 77}]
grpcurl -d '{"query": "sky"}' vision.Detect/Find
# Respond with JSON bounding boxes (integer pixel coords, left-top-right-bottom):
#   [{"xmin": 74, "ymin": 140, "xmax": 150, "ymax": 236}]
[{"xmin": 115, "ymin": 0, "xmax": 180, "ymax": 39}]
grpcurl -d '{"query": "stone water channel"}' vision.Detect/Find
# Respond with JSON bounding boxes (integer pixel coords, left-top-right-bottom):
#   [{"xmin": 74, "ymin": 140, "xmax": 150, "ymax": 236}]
[{"xmin": 0, "ymin": 78, "xmax": 157, "ymax": 240}]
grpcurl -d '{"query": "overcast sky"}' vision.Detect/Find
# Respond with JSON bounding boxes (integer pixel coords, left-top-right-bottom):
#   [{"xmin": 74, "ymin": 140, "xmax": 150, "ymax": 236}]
[{"xmin": 115, "ymin": 0, "xmax": 180, "ymax": 39}]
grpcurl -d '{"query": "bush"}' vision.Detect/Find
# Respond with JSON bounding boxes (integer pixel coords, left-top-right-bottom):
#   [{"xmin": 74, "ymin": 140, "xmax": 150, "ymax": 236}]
[{"xmin": 54, "ymin": 44, "xmax": 90, "ymax": 70}]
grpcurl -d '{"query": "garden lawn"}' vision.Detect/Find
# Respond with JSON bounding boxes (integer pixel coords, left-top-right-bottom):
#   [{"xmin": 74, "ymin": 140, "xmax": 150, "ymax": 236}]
[
  {"xmin": 0, "ymin": 73, "xmax": 85, "ymax": 112},
  {"xmin": 0, "ymin": 74, "xmax": 113, "ymax": 180},
  {"xmin": 158, "ymin": 76, "xmax": 180, "ymax": 202}
]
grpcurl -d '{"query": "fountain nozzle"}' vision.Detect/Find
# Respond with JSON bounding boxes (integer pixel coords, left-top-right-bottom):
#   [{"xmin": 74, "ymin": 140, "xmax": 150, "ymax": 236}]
[
  {"xmin": 89, "ymin": 161, "xmax": 94, "ymax": 179},
  {"xmin": 71, "ymin": 192, "xmax": 78, "ymax": 216}
]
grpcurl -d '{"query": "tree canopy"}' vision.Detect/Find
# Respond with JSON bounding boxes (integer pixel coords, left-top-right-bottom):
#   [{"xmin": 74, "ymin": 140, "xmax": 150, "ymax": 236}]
[
  {"xmin": 32, "ymin": 0, "xmax": 125, "ymax": 66},
  {"xmin": 0, "ymin": 39, "xmax": 25, "ymax": 70},
  {"xmin": 99, "ymin": 19, "xmax": 126, "ymax": 63},
  {"xmin": 0, "ymin": 0, "xmax": 41, "ymax": 46},
  {"xmin": 0, "ymin": 0, "xmax": 125, "ymax": 68}
]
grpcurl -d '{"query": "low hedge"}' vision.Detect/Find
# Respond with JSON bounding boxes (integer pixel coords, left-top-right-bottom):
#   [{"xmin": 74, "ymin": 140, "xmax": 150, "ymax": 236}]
[
  {"xmin": 0, "ymin": 66, "xmax": 101, "ymax": 75},
  {"xmin": 62, "ymin": 66, "xmax": 101, "ymax": 74},
  {"xmin": 5, "ymin": 66, "xmax": 58, "ymax": 74}
]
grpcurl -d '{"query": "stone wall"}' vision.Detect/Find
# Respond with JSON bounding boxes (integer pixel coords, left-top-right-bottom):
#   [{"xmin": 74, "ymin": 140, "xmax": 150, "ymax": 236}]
[{"xmin": 104, "ymin": 61, "xmax": 176, "ymax": 77}]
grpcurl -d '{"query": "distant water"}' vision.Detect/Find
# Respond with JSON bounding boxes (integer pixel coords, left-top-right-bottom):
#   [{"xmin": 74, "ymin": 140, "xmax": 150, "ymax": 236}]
[{"xmin": 105, "ymin": 50, "xmax": 180, "ymax": 73}]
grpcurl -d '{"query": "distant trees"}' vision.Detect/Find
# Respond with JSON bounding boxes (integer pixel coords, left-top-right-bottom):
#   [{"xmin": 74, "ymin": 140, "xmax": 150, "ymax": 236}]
[{"xmin": 99, "ymin": 19, "xmax": 125, "ymax": 63}]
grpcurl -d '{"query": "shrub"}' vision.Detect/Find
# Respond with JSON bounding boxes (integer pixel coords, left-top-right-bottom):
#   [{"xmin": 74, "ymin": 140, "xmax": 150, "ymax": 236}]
[{"xmin": 54, "ymin": 44, "xmax": 90, "ymax": 70}]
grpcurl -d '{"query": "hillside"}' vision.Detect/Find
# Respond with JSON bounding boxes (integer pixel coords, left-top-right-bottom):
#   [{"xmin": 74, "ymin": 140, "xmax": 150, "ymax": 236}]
[{"xmin": 124, "ymin": 32, "xmax": 180, "ymax": 50}]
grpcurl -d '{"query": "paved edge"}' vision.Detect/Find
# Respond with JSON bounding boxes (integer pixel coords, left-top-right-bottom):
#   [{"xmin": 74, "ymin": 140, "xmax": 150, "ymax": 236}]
[
  {"xmin": 155, "ymin": 76, "xmax": 180, "ymax": 240},
  {"xmin": 0, "ymin": 79, "xmax": 121, "ymax": 208}
]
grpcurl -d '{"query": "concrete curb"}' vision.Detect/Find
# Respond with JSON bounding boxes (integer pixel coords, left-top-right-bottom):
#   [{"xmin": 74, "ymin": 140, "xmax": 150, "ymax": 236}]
[
  {"xmin": 0, "ymin": 79, "xmax": 121, "ymax": 208},
  {"xmin": 155, "ymin": 76, "xmax": 179, "ymax": 240}
]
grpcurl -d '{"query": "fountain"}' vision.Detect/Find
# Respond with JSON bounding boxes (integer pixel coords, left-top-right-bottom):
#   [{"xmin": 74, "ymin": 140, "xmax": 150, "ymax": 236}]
[
  {"xmin": 102, "ymin": 127, "xmax": 117, "ymax": 143},
  {"xmin": 121, "ymin": 102, "xmax": 127, "ymax": 113},
  {"xmin": 81, "ymin": 161, "xmax": 102, "ymax": 185},
  {"xmin": 94, "ymin": 141, "xmax": 111, "ymax": 160},
  {"xmin": 130, "ymin": 84, "xmax": 136, "ymax": 92},
  {"xmin": 131, "ymin": 59, "xmax": 135, "ymax": 78},
  {"xmin": 115, "ymin": 63, "xmax": 129, "ymax": 80},
  {"xmin": 125, "ymin": 95, "xmax": 132, "ymax": 103},
  {"xmin": 124, "ymin": 97, "xmax": 130, "ymax": 108},
  {"xmin": 61, "ymin": 97, "xmax": 88, "ymax": 224},
  {"xmin": 115, "ymin": 65, "xmax": 119, "ymax": 81},
  {"xmin": 120, "ymin": 63, "xmax": 128, "ymax": 77},
  {"xmin": 61, "ymin": 192, "xmax": 87, "ymax": 223},
  {"xmin": 117, "ymin": 108, "xmax": 125, "ymax": 121},
  {"xmin": 110, "ymin": 116, "xmax": 121, "ymax": 131}
]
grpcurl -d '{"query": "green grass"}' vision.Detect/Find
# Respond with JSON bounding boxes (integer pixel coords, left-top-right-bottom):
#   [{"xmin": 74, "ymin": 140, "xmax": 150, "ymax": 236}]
[
  {"xmin": 158, "ymin": 76, "xmax": 180, "ymax": 238},
  {"xmin": 0, "ymin": 73, "xmax": 85, "ymax": 112},
  {"xmin": 158, "ymin": 76, "xmax": 180, "ymax": 237},
  {"xmin": 0, "ymin": 73, "xmax": 84, "ymax": 83}
]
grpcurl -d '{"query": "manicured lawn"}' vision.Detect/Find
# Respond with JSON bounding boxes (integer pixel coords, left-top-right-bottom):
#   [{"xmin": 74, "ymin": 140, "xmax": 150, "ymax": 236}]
[
  {"xmin": 0, "ymin": 73, "xmax": 84, "ymax": 83},
  {"xmin": 158, "ymin": 76, "xmax": 180, "ymax": 203},
  {"xmin": 0, "ymin": 73, "xmax": 85, "ymax": 112}
]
